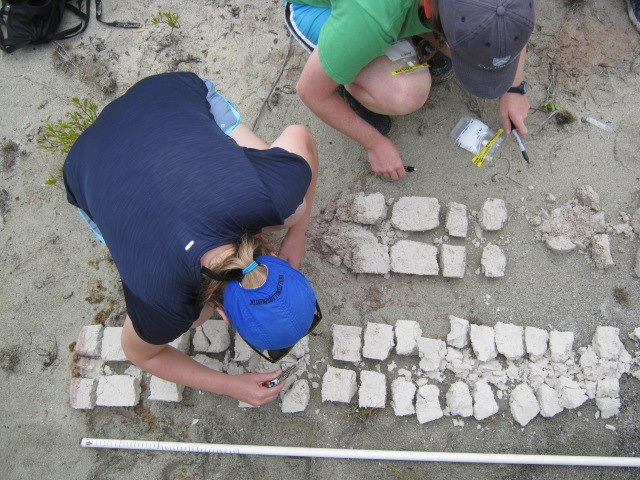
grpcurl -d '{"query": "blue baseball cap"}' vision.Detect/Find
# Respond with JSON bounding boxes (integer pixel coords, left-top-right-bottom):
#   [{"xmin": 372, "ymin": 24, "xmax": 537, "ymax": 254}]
[
  {"xmin": 223, "ymin": 255, "xmax": 317, "ymax": 350},
  {"xmin": 440, "ymin": 0, "xmax": 535, "ymax": 99}
]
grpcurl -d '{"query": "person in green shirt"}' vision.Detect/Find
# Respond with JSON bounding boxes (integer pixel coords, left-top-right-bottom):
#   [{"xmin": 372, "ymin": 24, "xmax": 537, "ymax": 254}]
[{"xmin": 285, "ymin": 0, "xmax": 535, "ymax": 180}]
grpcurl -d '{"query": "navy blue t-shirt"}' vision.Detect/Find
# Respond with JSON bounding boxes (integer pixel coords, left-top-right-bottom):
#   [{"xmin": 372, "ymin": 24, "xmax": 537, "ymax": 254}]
[{"xmin": 63, "ymin": 72, "xmax": 311, "ymax": 345}]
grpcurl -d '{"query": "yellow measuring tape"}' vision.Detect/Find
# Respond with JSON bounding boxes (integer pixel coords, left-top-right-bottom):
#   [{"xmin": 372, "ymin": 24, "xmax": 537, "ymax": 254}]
[
  {"xmin": 471, "ymin": 128, "xmax": 504, "ymax": 167},
  {"xmin": 391, "ymin": 63, "xmax": 429, "ymax": 76}
]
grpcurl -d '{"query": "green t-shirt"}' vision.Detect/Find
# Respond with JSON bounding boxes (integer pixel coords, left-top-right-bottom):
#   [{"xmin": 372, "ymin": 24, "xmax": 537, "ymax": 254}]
[{"xmin": 292, "ymin": 0, "xmax": 430, "ymax": 84}]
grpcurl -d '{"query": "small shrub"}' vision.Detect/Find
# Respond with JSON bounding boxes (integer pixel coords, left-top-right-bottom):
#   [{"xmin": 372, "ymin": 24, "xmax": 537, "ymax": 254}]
[{"xmin": 37, "ymin": 97, "xmax": 99, "ymax": 154}]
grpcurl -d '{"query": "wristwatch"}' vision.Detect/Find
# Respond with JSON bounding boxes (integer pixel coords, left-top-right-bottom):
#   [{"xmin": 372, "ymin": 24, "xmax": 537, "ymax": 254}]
[{"xmin": 507, "ymin": 81, "xmax": 529, "ymax": 95}]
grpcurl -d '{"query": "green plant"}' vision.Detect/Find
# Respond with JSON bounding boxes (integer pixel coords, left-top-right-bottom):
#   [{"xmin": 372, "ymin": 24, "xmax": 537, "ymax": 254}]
[
  {"xmin": 539, "ymin": 99, "xmax": 560, "ymax": 113},
  {"xmin": 37, "ymin": 97, "xmax": 99, "ymax": 154},
  {"xmin": 151, "ymin": 11, "xmax": 180, "ymax": 31}
]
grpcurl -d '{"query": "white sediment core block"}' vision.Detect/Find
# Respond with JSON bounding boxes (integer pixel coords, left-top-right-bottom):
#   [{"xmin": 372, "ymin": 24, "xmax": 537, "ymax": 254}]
[
  {"xmin": 148, "ymin": 376, "xmax": 185, "ymax": 402},
  {"xmin": 281, "ymin": 379, "xmax": 310, "ymax": 413},
  {"xmin": 592, "ymin": 326, "xmax": 626, "ymax": 360},
  {"xmin": 591, "ymin": 234, "xmax": 614, "ymax": 269},
  {"xmin": 391, "ymin": 197, "xmax": 440, "ymax": 231},
  {"xmin": 395, "ymin": 320, "xmax": 422, "ymax": 355},
  {"xmin": 549, "ymin": 330, "xmax": 574, "ymax": 363},
  {"xmin": 494, "ymin": 322, "xmax": 524, "ymax": 360},
  {"xmin": 445, "ymin": 202, "xmax": 468, "ymax": 238},
  {"xmin": 535, "ymin": 383, "xmax": 563, "ymax": 418},
  {"xmin": 192, "ymin": 354, "xmax": 224, "ymax": 371},
  {"xmin": 524, "ymin": 326, "xmax": 549, "ymax": 361},
  {"xmin": 322, "ymin": 366, "xmax": 357, "ymax": 403},
  {"xmin": 479, "ymin": 198, "xmax": 508, "ymax": 231},
  {"xmin": 351, "ymin": 242, "xmax": 391, "ymax": 274},
  {"xmin": 201, "ymin": 320, "xmax": 231, "ymax": 353},
  {"xmin": 331, "ymin": 325, "xmax": 362, "ymax": 363},
  {"xmin": 446, "ymin": 381, "xmax": 473, "ymax": 417},
  {"xmin": 358, "ymin": 370, "xmax": 387, "ymax": 408},
  {"xmin": 481, "ymin": 243, "xmax": 506, "ymax": 277},
  {"xmin": 441, "ymin": 244, "xmax": 466, "ymax": 278},
  {"xmin": 509, "ymin": 384, "xmax": 540, "ymax": 426},
  {"xmin": 472, "ymin": 379, "xmax": 499, "ymax": 420},
  {"xmin": 100, "ymin": 327, "xmax": 127, "ymax": 362},
  {"xmin": 446, "ymin": 315, "xmax": 470, "ymax": 349},
  {"xmin": 96, "ymin": 375, "xmax": 141, "ymax": 407},
  {"xmin": 595, "ymin": 397, "xmax": 621, "ymax": 419},
  {"xmin": 390, "ymin": 240, "xmax": 439, "ymax": 275},
  {"xmin": 391, "ymin": 377, "xmax": 416, "ymax": 416},
  {"xmin": 416, "ymin": 384, "xmax": 443, "ymax": 424},
  {"xmin": 555, "ymin": 377, "xmax": 588, "ymax": 409},
  {"xmin": 470, "ymin": 324, "xmax": 497, "ymax": 362},
  {"xmin": 233, "ymin": 332, "xmax": 253, "ymax": 362},
  {"xmin": 417, "ymin": 337, "xmax": 447, "ymax": 372},
  {"xmin": 362, "ymin": 322, "xmax": 395, "ymax": 361}
]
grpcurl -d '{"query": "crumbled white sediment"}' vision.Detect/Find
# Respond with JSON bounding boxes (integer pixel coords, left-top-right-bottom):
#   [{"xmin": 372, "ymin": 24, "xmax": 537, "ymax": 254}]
[
  {"xmin": 635, "ymin": 247, "xmax": 640, "ymax": 277},
  {"xmin": 470, "ymin": 324, "xmax": 497, "ymax": 362},
  {"xmin": 590, "ymin": 234, "xmax": 614, "ymax": 269},
  {"xmin": 445, "ymin": 347, "xmax": 476, "ymax": 379},
  {"xmin": 446, "ymin": 381, "xmax": 473, "ymax": 417},
  {"xmin": 595, "ymin": 397, "xmax": 621, "ymax": 419},
  {"xmin": 481, "ymin": 243, "xmax": 506, "ymax": 277},
  {"xmin": 445, "ymin": 202, "xmax": 468, "ymax": 238},
  {"xmin": 418, "ymin": 337, "xmax": 447, "ymax": 372},
  {"xmin": 447, "ymin": 316, "xmax": 470, "ymax": 349},
  {"xmin": 281, "ymin": 379, "xmax": 310, "ymax": 413},
  {"xmin": 416, "ymin": 384, "xmax": 443, "ymax": 424},
  {"xmin": 494, "ymin": 322, "xmax": 524, "ymax": 360},
  {"xmin": 472, "ymin": 379, "xmax": 499, "ymax": 420},
  {"xmin": 509, "ymin": 384, "xmax": 540, "ymax": 426},
  {"xmin": 479, "ymin": 198, "xmax": 508, "ymax": 231},
  {"xmin": 575, "ymin": 185, "xmax": 601, "ymax": 211},
  {"xmin": 525, "ymin": 326, "xmax": 549, "ymax": 361},
  {"xmin": 395, "ymin": 320, "xmax": 422, "ymax": 355},
  {"xmin": 545, "ymin": 235, "xmax": 577, "ymax": 253},
  {"xmin": 391, "ymin": 377, "xmax": 416, "ymax": 416},
  {"xmin": 553, "ymin": 376, "xmax": 588, "ymax": 409}
]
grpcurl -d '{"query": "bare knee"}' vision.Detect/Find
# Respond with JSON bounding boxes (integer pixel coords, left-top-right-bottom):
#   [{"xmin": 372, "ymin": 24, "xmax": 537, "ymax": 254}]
[
  {"xmin": 282, "ymin": 125, "xmax": 318, "ymax": 161},
  {"xmin": 384, "ymin": 78, "xmax": 431, "ymax": 115}
]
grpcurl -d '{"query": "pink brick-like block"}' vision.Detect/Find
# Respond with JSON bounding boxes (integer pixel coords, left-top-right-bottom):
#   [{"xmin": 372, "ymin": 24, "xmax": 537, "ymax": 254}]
[
  {"xmin": 70, "ymin": 378, "xmax": 96, "ymax": 409},
  {"xmin": 96, "ymin": 375, "xmax": 141, "ymax": 407},
  {"xmin": 390, "ymin": 240, "xmax": 438, "ymax": 275},
  {"xmin": 75, "ymin": 325, "xmax": 103, "ymax": 357}
]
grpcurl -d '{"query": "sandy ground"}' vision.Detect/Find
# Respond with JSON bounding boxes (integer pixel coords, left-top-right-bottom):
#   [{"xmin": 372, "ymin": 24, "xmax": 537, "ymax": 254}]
[{"xmin": 1, "ymin": 0, "xmax": 640, "ymax": 479}]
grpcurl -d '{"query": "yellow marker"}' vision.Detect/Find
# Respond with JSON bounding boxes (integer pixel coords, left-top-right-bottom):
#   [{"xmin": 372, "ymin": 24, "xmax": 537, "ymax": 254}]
[{"xmin": 471, "ymin": 128, "xmax": 504, "ymax": 167}]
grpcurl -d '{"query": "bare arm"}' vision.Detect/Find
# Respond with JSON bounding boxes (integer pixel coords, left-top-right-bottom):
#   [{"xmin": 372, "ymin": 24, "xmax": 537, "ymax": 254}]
[
  {"xmin": 297, "ymin": 51, "xmax": 405, "ymax": 180},
  {"xmin": 499, "ymin": 47, "xmax": 529, "ymax": 135},
  {"xmin": 121, "ymin": 315, "xmax": 285, "ymax": 406}
]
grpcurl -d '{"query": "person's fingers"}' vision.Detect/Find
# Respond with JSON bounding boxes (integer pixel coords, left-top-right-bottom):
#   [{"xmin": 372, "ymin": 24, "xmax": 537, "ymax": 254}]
[{"xmin": 501, "ymin": 113, "xmax": 512, "ymax": 135}]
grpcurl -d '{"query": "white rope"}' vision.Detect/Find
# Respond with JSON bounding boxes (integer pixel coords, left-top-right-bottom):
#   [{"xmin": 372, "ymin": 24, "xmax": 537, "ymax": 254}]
[{"xmin": 80, "ymin": 438, "xmax": 640, "ymax": 467}]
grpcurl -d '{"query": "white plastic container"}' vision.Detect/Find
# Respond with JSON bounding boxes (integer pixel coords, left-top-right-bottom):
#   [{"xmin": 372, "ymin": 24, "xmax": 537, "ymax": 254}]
[{"xmin": 450, "ymin": 116, "xmax": 503, "ymax": 165}]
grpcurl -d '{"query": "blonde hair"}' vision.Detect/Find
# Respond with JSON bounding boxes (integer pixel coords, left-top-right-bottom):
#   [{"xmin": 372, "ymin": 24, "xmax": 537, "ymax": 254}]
[{"xmin": 200, "ymin": 236, "xmax": 269, "ymax": 308}]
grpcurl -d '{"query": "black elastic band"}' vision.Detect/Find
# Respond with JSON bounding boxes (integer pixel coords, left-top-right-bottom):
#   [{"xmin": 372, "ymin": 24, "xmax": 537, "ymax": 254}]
[{"xmin": 201, "ymin": 266, "xmax": 244, "ymax": 282}]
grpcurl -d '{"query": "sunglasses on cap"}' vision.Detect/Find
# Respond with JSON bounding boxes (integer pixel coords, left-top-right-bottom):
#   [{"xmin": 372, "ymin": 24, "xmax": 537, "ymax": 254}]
[{"xmin": 243, "ymin": 301, "xmax": 322, "ymax": 363}]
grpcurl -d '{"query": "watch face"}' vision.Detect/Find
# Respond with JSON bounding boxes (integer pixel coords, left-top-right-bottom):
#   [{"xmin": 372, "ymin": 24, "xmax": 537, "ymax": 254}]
[{"xmin": 521, "ymin": 81, "xmax": 529, "ymax": 94}]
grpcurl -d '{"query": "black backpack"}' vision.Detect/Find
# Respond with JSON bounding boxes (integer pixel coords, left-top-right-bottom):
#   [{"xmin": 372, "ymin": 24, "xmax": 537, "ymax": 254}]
[{"xmin": 0, "ymin": 0, "xmax": 141, "ymax": 53}]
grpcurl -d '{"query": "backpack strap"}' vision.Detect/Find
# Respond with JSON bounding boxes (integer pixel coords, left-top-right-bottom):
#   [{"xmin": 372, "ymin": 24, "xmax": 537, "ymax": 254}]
[
  {"xmin": 95, "ymin": 0, "xmax": 141, "ymax": 29},
  {"xmin": 54, "ymin": 0, "xmax": 88, "ymax": 41}
]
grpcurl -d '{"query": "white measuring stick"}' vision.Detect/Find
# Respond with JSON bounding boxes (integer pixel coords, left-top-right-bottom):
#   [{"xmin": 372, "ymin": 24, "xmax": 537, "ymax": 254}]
[{"xmin": 80, "ymin": 438, "xmax": 640, "ymax": 467}]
